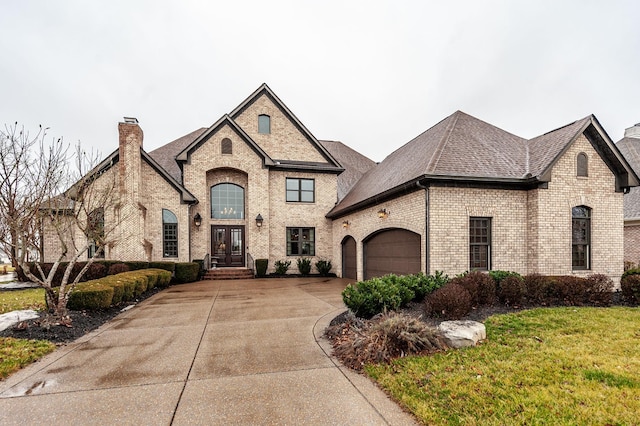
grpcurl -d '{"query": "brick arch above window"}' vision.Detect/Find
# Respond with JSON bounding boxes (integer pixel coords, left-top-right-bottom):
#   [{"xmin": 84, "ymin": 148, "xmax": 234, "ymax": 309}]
[
  {"xmin": 221, "ymin": 138, "xmax": 232, "ymax": 155},
  {"xmin": 577, "ymin": 152, "xmax": 588, "ymax": 177}
]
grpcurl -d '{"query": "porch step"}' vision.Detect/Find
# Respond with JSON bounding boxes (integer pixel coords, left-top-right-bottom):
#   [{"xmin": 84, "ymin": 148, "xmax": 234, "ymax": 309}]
[{"xmin": 202, "ymin": 267, "xmax": 254, "ymax": 280}]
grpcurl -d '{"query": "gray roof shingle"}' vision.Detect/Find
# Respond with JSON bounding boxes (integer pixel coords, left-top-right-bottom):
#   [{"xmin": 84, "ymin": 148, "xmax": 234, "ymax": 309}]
[
  {"xmin": 328, "ymin": 111, "xmax": 637, "ymax": 218},
  {"xmin": 148, "ymin": 128, "xmax": 207, "ymax": 182},
  {"xmin": 617, "ymin": 136, "xmax": 640, "ymax": 219},
  {"xmin": 319, "ymin": 140, "xmax": 376, "ymax": 201}
]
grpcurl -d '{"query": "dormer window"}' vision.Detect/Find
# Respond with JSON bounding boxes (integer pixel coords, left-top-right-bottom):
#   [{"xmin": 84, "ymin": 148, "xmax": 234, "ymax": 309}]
[
  {"xmin": 258, "ymin": 114, "xmax": 271, "ymax": 134},
  {"xmin": 577, "ymin": 152, "xmax": 588, "ymax": 177}
]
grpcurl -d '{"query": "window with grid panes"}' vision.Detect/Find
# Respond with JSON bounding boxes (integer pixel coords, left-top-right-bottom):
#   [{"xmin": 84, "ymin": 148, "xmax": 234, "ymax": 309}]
[
  {"xmin": 572, "ymin": 206, "xmax": 590, "ymax": 270},
  {"xmin": 286, "ymin": 227, "xmax": 315, "ymax": 256},
  {"xmin": 163, "ymin": 209, "xmax": 178, "ymax": 258},
  {"xmin": 286, "ymin": 178, "xmax": 314, "ymax": 203},
  {"xmin": 469, "ymin": 217, "xmax": 491, "ymax": 270}
]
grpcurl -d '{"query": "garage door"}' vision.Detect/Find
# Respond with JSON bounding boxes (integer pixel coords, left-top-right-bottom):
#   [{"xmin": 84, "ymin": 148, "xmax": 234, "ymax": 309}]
[
  {"xmin": 364, "ymin": 229, "xmax": 421, "ymax": 280},
  {"xmin": 341, "ymin": 236, "xmax": 357, "ymax": 280}
]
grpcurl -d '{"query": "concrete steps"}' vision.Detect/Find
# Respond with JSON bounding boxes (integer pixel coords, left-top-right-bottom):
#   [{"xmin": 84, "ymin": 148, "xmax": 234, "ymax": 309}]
[{"xmin": 203, "ymin": 267, "xmax": 254, "ymax": 280}]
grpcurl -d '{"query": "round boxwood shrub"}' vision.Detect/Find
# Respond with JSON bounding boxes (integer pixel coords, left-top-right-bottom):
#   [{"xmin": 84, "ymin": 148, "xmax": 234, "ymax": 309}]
[
  {"xmin": 498, "ymin": 275, "xmax": 526, "ymax": 306},
  {"xmin": 425, "ymin": 283, "xmax": 472, "ymax": 320},
  {"xmin": 255, "ymin": 259, "xmax": 268, "ymax": 277},
  {"xmin": 621, "ymin": 274, "xmax": 640, "ymax": 304}
]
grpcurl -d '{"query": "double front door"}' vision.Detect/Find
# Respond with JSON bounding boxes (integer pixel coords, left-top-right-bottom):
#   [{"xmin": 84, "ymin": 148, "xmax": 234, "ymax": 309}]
[{"xmin": 212, "ymin": 225, "xmax": 245, "ymax": 267}]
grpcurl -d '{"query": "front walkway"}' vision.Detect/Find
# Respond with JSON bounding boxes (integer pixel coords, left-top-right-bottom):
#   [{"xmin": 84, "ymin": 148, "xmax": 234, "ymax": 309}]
[{"xmin": 0, "ymin": 278, "xmax": 416, "ymax": 425}]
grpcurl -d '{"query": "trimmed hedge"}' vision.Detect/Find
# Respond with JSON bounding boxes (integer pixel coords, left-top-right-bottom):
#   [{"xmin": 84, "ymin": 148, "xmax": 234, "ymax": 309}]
[
  {"xmin": 149, "ymin": 262, "xmax": 176, "ymax": 273},
  {"xmin": 67, "ymin": 282, "xmax": 114, "ymax": 310},
  {"xmin": 342, "ymin": 272, "xmax": 448, "ymax": 319},
  {"xmin": 65, "ymin": 269, "xmax": 173, "ymax": 310},
  {"xmin": 174, "ymin": 262, "xmax": 200, "ymax": 284}
]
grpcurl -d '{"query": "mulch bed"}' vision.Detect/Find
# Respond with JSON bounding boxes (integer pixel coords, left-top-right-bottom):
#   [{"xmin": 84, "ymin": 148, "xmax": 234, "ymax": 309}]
[{"xmin": 0, "ymin": 288, "xmax": 161, "ymax": 344}]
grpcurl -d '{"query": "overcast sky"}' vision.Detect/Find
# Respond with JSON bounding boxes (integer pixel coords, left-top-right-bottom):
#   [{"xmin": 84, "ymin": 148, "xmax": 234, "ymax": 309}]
[{"xmin": 2, "ymin": 0, "xmax": 639, "ymax": 163}]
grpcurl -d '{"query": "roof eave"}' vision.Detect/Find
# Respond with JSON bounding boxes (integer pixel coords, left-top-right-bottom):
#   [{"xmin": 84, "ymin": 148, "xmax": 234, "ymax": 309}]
[{"xmin": 327, "ymin": 174, "xmax": 541, "ymax": 219}]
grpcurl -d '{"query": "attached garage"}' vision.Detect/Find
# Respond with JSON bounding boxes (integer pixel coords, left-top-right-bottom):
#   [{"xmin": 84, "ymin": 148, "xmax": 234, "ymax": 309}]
[
  {"xmin": 363, "ymin": 229, "xmax": 421, "ymax": 280},
  {"xmin": 341, "ymin": 236, "xmax": 357, "ymax": 280}
]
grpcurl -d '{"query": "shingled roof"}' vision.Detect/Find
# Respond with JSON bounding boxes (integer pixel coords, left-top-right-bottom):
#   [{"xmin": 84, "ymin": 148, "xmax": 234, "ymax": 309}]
[
  {"xmin": 149, "ymin": 127, "xmax": 207, "ymax": 182},
  {"xmin": 319, "ymin": 140, "xmax": 376, "ymax": 201},
  {"xmin": 617, "ymin": 136, "xmax": 640, "ymax": 220},
  {"xmin": 327, "ymin": 111, "xmax": 639, "ymax": 218}
]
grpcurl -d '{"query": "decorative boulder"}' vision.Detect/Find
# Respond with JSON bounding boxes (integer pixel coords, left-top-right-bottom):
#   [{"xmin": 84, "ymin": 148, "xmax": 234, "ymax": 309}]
[{"xmin": 437, "ymin": 320, "xmax": 486, "ymax": 348}]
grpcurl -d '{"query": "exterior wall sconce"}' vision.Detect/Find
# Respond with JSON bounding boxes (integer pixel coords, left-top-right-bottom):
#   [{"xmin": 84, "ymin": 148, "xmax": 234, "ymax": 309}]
[
  {"xmin": 255, "ymin": 214, "xmax": 264, "ymax": 227},
  {"xmin": 194, "ymin": 213, "xmax": 202, "ymax": 227},
  {"xmin": 378, "ymin": 209, "xmax": 389, "ymax": 219},
  {"xmin": 342, "ymin": 220, "xmax": 349, "ymax": 228}
]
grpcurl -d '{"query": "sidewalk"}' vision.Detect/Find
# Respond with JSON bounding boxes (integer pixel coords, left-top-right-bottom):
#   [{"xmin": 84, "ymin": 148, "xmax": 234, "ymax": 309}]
[{"xmin": 0, "ymin": 278, "xmax": 417, "ymax": 425}]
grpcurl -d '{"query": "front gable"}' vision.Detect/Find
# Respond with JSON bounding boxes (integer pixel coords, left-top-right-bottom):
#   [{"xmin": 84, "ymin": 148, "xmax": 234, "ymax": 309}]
[
  {"xmin": 534, "ymin": 117, "xmax": 639, "ymax": 193},
  {"xmin": 176, "ymin": 115, "xmax": 275, "ymax": 171},
  {"xmin": 230, "ymin": 84, "xmax": 341, "ymax": 167}
]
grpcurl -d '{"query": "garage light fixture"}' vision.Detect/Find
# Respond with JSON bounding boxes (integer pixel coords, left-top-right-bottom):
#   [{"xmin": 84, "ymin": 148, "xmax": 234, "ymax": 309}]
[
  {"xmin": 342, "ymin": 220, "xmax": 349, "ymax": 228},
  {"xmin": 378, "ymin": 209, "xmax": 389, "ymax": 219}
]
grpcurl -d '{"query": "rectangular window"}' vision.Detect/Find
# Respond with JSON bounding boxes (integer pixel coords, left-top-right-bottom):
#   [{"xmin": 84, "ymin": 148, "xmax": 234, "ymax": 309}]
[
  {"xmin": 163, "ymin": 223, "xmax": 178, "ymax": 257},
  {"xmin": 286, "ymin": 178, "xmax": 315, "ymax": 203},
  {"xmin": 469, "ymin": 217, "xmax": 491, "ymax": 270},
  {"xmin": 287, "ymin": 227, "xmax": 315, "ymax": 256}
]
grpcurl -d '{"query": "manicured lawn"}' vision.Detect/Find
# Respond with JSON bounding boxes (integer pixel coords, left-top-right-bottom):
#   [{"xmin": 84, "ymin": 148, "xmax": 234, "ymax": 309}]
[
  {"xmin": 366, "ymin": 307, "xmax": 640, "ymax": 425},
  {"xmin": 0, "ymin": 337, "xmax": 55, "ymax": 379},
  {"xmin": 0, "ymin": 288, "xmax": 53, "ymax": 380},
  {"xmin": 0, "ymin": 288, "xmax": 46, "ymax": 314}
]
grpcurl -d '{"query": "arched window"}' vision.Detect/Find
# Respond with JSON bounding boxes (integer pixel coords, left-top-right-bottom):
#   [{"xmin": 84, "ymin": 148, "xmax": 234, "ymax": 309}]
[
  {"xmin": 221, "ymin": 138, "xmax": 232, "ymax": 155},
  {"xmin": 258, "ymin": 114, "xmax": 271, "ymax": 134},
  {"xmin": 87, "ymin": 208, "xmax": 105, "ymax": 259},
  {"xmin": 163, "ymin": 209, "xmax": 178, "ymax": 258},
  {"xmin": 572, "ymin": 206, "xmax": 591, "ymax": 270},
  {"xmin": 211, "ymin": 183, "xmax": 245, "ymax": 219},
  {"xmin": 577, "ymin": 152, "xmax": 588, "ymax": 177}
]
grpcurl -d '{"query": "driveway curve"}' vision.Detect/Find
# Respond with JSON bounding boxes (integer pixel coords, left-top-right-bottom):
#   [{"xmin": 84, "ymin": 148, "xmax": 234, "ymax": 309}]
[{"xmin": 0, "ymin": 278, "xmax": 416, "ymax": 425}]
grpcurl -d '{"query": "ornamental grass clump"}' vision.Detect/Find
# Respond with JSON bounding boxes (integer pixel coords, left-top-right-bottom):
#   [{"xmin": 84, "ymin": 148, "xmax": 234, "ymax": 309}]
[{"xmin": 327, "ymin": 311, "xmax": 447, "ymax": 370}]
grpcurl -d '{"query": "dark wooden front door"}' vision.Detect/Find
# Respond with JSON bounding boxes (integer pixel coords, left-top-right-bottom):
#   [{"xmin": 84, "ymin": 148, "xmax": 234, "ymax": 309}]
[
  {"xmin": 342, "ymin": 236, "xmax": 357, "ymax": 280},
  {"xmin": 211, "ymin": 225, "xmax": 245, "ymax": 267}
]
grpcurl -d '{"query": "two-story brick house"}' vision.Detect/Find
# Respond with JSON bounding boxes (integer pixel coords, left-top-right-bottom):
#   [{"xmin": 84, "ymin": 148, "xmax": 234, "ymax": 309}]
[{"xmin": 43, "ymin": 84, "xmax": 638, "ymax": 284}]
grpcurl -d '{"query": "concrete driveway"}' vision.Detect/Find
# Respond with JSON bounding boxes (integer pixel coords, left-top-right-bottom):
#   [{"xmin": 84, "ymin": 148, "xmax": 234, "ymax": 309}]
[{"xmin": 0, "ymin": 278, "xmax": 417, "ymax": 425}]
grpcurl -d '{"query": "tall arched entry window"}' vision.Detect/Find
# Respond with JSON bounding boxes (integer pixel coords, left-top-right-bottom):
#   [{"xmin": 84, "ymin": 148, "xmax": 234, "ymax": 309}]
[
  {"xmin": 210, "ymin": 183, "xmax": 245, "ymax": 219},
  {"xmin": 162, "ymin": 209, "xmax": 178, "ymax": 258},
  {"xmin": 572, "ymin": 206, "xmax": 591, "ymax": 270}
]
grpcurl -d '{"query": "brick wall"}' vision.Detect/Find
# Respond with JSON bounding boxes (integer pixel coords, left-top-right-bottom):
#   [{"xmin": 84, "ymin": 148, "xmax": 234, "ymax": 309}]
[
  {"xmin": 624, "ymin": 223, "xmax": 640, "ymax": 266},
  {"xmin": 233, "ymin": 93, "xmax": 327, "ymax": 163},
  {"xmin": 428, "ymin": 186, "xmax": 528, "ymax": 276},
  {"xmin": 531, "ymin": 134, "xmax": 623, "ymax": 283},
  {"xmin": 331, "ymin": 190, "xmax": 426, "ymax": 281}
]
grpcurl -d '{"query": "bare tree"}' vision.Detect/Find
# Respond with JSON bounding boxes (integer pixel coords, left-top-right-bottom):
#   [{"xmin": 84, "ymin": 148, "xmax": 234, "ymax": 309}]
[{"xmin": 0, "ymin": 123, "xmax": 121, "ymax": 323}]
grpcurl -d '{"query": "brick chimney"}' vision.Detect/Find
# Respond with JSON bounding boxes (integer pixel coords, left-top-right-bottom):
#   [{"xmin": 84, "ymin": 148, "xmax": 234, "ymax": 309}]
[
  {"xmin": 624, "ymin": 123, "xmax": 640, "ymax": 139},
  {"xmin": 118, "ymin": 117, "xmax": 143, "ymax": 200}
]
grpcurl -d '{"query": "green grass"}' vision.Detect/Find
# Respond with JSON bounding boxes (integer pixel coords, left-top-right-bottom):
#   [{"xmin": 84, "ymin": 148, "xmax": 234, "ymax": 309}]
[
  {"xmin": 0, "ymin": 288, "xmax": 46, "ymax": 314},
  {"xmin": 366, "ymin": 307, "xmax": 640, "ymax": 425},
  {"xmin": 0, "ymin": 337, "xmax": 55, "ymax": 380}
]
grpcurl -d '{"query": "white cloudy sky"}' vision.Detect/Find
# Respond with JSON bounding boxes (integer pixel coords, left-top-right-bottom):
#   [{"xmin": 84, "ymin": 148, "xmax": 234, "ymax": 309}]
[{"xmin": 1, "ymin": 0, "xmax": 639, "ymax": 162}]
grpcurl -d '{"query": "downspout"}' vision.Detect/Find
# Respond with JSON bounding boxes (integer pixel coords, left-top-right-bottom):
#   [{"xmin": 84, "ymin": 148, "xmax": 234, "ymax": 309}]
[
  {"xmin": 188, "ymin": 204, "xmax": 192, "ymax": 261},
  {"xmin": 416, "ymin": 180, "xmax": 429, "ymax": 275}
]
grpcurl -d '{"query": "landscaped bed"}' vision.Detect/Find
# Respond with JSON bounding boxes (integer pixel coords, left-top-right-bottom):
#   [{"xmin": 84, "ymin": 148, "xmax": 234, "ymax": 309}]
[
  {"xmin": 327, "ymin": 270, "xmax": 640, "ymax": 424},
  {"xmin": 366, "ymin": 307, "xmax": 640, "ymax": 425}
]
